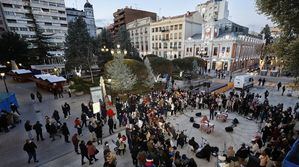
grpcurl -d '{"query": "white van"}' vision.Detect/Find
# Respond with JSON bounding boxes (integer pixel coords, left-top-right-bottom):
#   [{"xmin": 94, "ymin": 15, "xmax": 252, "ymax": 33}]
[{"xmin": 234, "ymin": 75, "xmax": 254, "ymax": 89}]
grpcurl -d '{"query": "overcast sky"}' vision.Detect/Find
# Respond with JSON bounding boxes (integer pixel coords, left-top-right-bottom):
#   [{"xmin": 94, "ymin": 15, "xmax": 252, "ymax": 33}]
[{"xmin": 65, "ymin": 0, "xmax": 273, "ymax": 32}]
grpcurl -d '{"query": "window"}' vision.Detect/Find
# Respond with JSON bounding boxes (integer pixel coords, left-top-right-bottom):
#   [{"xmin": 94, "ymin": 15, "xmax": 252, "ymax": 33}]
[
  {"xmin": 152, "ymin": 36, "xmax": 154, "ymax": 41},
  {"xmin": 155, "ymin": 27, "xmax": 158, "ymax": 32},
  {"xmin": 152, "ymin": 28, "xmax": 154, "ymax": 33},
  {"xmin": 170, "ymin": 33, "xmax": 173, "ymax": 40},
  {"xmin": 226, "ymin": 47, "xmax": 230, "ymax": 53},
  {"xmin": 163, "ymin": 43, "xmax": 167, "ymax": 49},
  {"xmin": 222, "ymin": 47, "xmax": 225, "ymax": 53},
  {"xmin": 3, "ymin": 3, "xmax": 13, "ymax": 8},
  {"xmin": 52, "ymin": 16, "xmax": 58, "ymax": 20},
  {"xmin": 61, "ymin": 24, "xmax": 67, "ymax": 27},
  {"xmin": 178, "ymin": 42, "xmax": 181, "ymax": 49},
  {"xmin": 45, "ymin": 22, "xmax": 52, "ymax": 26},
  {"xmin": 170, "ymin": 25, "xmax": 173, "ymax": 30},
  {"xmin": 57, "ymin": 3, "xmax": 65, "ymax": 7},
  {"xmin": 213, "ymin": 47, "xmax": 218, "ymax": 56},
  {"xmin": 10, "ymin": 27, "xmax": 18, "ymax": 31},
  {"xmin": 24, "ymin": 6, "xmax": 33, "ymax": 11},
  {"xmin": 159, "ymin": 43, "xmax": 161, "ymax": 49},
  {"xmin": 174, "ymin": 25, "xmax": 178, "ymax": 30},
  {"xmin": 58, "ymin": 11, "xmax": 65, "ymax": 14},
  {"xmin": 49, "ymin": 2, "xmax": 56, "ymax": 7},
  {"xmin": 7, "ymin": 19, "xmax": 17, "ymax": 23},
  {"xmin": 174, "ymin": 33, "xmax": 177, "ymax": 39},
  {"xmin": 170, "ymin": 42, "xmax": 173, "ymax": 48},
  {"xmin": 178, "ymin": 33, "xmax": 182, "ymax": 39},
  {"xmin": 4, "ymin": 11, "xmax": 14, "ymax": 16},
  {"xmin": 179, "ymin": 24, "xmax": 182, "ymax": 30},
  {"xmin": 32, "ymin": 7, "xmax": 40, "ymax": 11},
  {"xmin": 14, "ymin": 5, "xmax": 22, "ymax": 9},
  {"xmin": 59, "ymin": 17, "xmax": 66, "ymax": 21},
  {"xmin": 20, "ymin": 27, "xmax": 28, "ymax": 31},
  {"xmin": 42, "ymin": 8, "xmax": 49, "ymax": 12},
  {"xmin": 29, "ymin": 27, "xmax": 35, "ymax": 31},
  {"xmin": 27, "ymin": 21, "xmax": 34, "ymax": 24}
]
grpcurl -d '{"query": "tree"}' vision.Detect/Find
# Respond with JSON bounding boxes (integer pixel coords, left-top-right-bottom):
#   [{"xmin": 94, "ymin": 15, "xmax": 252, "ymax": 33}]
[
  {"xmin": 97, "ymin": 28, "xmax": 114, "ymax": 64},
  {"xmin": 65, "ymin": 17, "xmax": 93, "ymax": 70},
  {"xmin": 27, "ymin": 2, "xmax": 53, "ymax": 64},
  {"xmin": 106, "ymin": 53, "xmax": 137, "ymax": 91},
  {"xmin": 115, "ymin": 25, "xmax": 141, "ymax": 61},
  {"xmin": 144, "ymin": 57, "xmax": 156, "ymax": 88},
  {"xmin": 256, "ymin": 0, "xmax": 299, "ymax": 76},
  {"xmin": 260, "ymin": 24, "xmax": 273, "ymax": 45},
  {"xmin": 0, "ymin": 32, "xmax": 29, "ymax": 66}
]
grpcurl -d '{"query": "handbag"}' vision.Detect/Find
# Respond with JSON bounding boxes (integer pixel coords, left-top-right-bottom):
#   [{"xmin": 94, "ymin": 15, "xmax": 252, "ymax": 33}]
[{"xmin": 95, "ymin": 149, "xmax": 99, "ymax": 154}]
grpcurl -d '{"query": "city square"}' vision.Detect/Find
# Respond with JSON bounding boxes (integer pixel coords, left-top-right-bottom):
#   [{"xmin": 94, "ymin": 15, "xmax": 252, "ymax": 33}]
[{"xmin": 0, "ymin": 0, "xmax": 299, "ymax": 167}]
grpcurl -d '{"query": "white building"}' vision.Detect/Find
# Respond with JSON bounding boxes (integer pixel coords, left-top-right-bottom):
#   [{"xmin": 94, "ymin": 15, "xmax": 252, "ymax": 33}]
[
  {"xmin": 196, "ymin": 0, "xmax": 229, "ymax": 22},
  {"xmin": 0, "ymin": 0, "xmax": 68, "ymax": 56},
  {"xmin": 65, "ymin": 0, "xmax": 96, "ymax": 37},
  {"xmin": 150, "ymin": 11, "xmax": 203, "ymax": 59},
  {"xmin": 126, "ymin": 17, "xmax": 153, "ymax": 57},
  {"xmin": 185, "ymin": 19, "xmax": 264, "ymax": 72}
]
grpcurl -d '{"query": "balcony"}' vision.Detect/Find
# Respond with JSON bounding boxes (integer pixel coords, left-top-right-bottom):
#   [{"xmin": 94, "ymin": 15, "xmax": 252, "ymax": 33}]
[{"xmin": 162, "ymin": 38, "xmax": 169, "ymax": 41}]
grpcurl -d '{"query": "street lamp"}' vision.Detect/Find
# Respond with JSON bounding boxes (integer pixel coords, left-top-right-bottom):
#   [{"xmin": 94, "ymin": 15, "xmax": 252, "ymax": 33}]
[
  {"xmin": 107, "ymin": 79, "xmax": 112, "ymax": 96},
  {"xmin": 0, "ymin": 73, "xmax": 9, "ymax": 93}
]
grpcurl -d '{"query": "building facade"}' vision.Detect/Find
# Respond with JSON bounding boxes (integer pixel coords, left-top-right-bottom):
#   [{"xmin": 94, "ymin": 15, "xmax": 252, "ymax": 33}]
[
  {"xmin": 0, "ymin": 0, "xmax": 68, "ymax": 56},
  {"xmin": 112, "ymin": 7, "xmax": 156, "ymax": 36},
  {"xmin": 0, "ymin": 4, "xmax": 7, "ymax": 34},
  {"xmin": 65, "ymin": 0, "xmax": 96, "ymax": 37},
  {"xmin": 184, "ymin": 19, "xmax": 264, "ymax": 72},
  {"xmin": 196, "ymin": 0, "xmax": 229, "ymax": 22},
  {"xmin": 126, "ymin": 17, "xmax": 153, "ymax": 57},
  {"xmin": 150, "ymin": 11, "xmax": 203, "ymax": 59}
]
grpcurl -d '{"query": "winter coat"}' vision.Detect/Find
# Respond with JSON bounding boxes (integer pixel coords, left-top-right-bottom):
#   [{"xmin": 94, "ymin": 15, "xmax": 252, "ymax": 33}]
[{"xmin": 87, "ymin": 144, "xmax": 97, "ymax": 157}]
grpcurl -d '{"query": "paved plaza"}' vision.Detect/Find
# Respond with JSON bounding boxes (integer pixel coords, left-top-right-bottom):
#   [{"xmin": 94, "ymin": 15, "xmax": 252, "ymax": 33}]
[{"xmin": 0, "ymin": 76, "xmax": 298, "ymax": 167}]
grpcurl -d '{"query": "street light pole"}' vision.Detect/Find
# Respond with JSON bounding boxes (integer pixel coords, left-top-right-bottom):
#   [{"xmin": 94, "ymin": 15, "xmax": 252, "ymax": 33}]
[{"xmin": 1, "ymin": 73, "xmax": 9, "ymax": 93}]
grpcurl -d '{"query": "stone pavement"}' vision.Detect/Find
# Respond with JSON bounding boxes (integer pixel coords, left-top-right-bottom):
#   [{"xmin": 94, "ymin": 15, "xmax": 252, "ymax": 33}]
[{"xmin": 0, "ymin": 76, "xmax": 298, "ymax": 167}]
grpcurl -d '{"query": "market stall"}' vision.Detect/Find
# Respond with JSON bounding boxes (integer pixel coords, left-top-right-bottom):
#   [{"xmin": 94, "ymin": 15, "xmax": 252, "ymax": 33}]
[
  {"xmin": 9, "ymin": 69, "xmax": 32, "ymax": 82},
  {"xmin": 32, "ymin": 74, "xmax": 66, "ymax": 92}
]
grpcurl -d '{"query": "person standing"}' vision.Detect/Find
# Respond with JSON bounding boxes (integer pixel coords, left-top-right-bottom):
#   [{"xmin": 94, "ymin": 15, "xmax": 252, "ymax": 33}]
[
  {"xmin": 108, "ymin": 117, "xmax": 114, "ymax": 135},
  {"xmin": 10, "ymin": 103, "xmax": 21, "ymax": 115},
  {"xmin": 64, "ymin": 102, "xmax": 71, "ymax": 116},
  {"xmin": 61, "ymin": 122, "xmax": 70, "ymax": 143},
  {"xmin": 62, "ymin": 105, "xmax": 68, "ymax": 119},
  {"xmin": 24, "ymin": 120, "xmax": 34, "ymax": 140},
  {"xmin": 277, "ymin": 82, "xmax": 282, "ymax": 91},
  {"xmin": 81, "ymin": 113, "xmax": 87, "ymax": 127},
  {"xmin": 79, "ymin": 141, "xmax": 92, "ymax": 165},
  {"xmin": 67, "ymin": 88, "xmax": 72, "ymax": 98},
  {"xmin": 282, "ymin": 85, "xmax": 286, "ymax": 96},
  {"xmin": 262, "ymin": 78, "xmax": 266, "ymax": 86},
  {"xmin": 23, "ymin": 139, "xmax": 39, "ymax": 164},
  {"xmin": 94, "ymin": 123, "xmax": 103, "ymax": 145},
  {"xmin": 209, "ymin": 104, "xmax": 215, "ymax": 120},
  {"xmin": 74, "ymin": 117, "xmax": 82, "ymax": 135},
  {"xmin": 36, "ymin": 91, "xmax": 42, "ymax": 103},
  {"xmin": 258, "ymin": 78, "xmax": 262, "ymax": 86},
  {"xmin": 87, "ymin": 141, "xmax": 98, "ymax": 162},
  {"xmin": 72, "ymin": 133, "xmax": 80, "ymax": 154},
  {"xmin": 33, "ymin": 121, "xmax": 44, "ymax": 141},
  {"xmin": 30, "ymin": 93, "xmax": 35, "ymax": 103},
  {"xmin": 52, "ymin": 110, "xmax": 61, "ymax": 124}
]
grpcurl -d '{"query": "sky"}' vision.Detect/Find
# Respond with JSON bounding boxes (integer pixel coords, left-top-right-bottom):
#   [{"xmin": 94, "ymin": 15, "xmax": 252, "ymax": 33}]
[{"xmin": 64, "ymin": 0, "xmax": 273, "ymax": 32}]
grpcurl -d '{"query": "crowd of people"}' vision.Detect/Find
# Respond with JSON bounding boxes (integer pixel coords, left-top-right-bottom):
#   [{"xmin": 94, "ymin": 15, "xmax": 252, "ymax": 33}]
[{"xmin": 1, "ymin": 78, "xmax": 298, "ymax": 167}]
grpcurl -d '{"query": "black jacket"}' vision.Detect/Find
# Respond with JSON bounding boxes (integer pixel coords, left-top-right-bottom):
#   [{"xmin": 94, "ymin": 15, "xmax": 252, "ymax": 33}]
[
  {"xmin": 61, "ymin": 125, "xmax": 70, "ymax": 135},
  {"xmin": 33, "ymin": 123, "xmax": 43, "ymax": 133},
  {"xmin": 24, "ymin": 123, "xmax": 32, "ymax": 131},
  {"xmin": 79, "ymin": 143, "xmax": 88, "ymax": 155},
  {"xmin": 23, "ymin": 142, "xmax": 37, "ymax": 153}
]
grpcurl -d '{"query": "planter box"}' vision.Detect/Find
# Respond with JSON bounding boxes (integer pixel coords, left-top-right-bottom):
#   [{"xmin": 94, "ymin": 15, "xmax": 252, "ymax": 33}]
[{"xmin": 74, "ymin": 91, "xmax": 84, "ymax": 96}]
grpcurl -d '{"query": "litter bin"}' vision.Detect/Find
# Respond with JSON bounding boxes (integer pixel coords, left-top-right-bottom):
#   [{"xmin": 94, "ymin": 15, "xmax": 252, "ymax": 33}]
[
  {"xmin": 260, "ymin": 70, "xmax": 268, "ymax": 76},
  {"xmin": 270, "ymin": 70, "xmax": 278, "ymax": 77}
]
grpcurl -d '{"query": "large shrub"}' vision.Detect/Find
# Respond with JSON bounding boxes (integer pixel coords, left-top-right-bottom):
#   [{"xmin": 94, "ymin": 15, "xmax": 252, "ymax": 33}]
[
  {"xmin": 147, "ymin": 56, "xmax": 173, "ymax": 75},
  {"xmin": 172, "ymin": 57, "xmax": 205, "ymax": 72}
]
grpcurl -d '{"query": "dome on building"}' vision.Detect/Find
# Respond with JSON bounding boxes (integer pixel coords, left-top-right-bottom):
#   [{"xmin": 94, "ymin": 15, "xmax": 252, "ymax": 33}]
[{"xmin": 84, "ymin": 0, "xmax": 93, "ymax": 8}]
